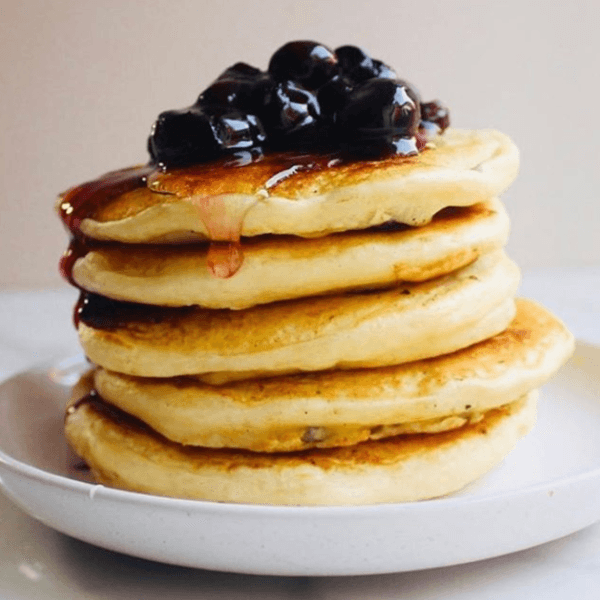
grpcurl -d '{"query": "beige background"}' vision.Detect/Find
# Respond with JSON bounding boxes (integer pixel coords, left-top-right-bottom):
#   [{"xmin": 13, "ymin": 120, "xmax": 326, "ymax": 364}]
[{"xmin": 1, "ymin": 0, "xmax": 599, "ymax": 289}]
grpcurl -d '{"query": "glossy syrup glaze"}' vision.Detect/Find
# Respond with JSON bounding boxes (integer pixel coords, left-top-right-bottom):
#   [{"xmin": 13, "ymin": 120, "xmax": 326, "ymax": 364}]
[
  {"xmin": 58, "ymin": 152, "xmax": 351, "ymax": 283},
  {"xmin": 58, "ymin": 165, "xmax": 156, "ymax": 236},
  {"xmin": 73, "ymin": 292, "xmax": 196, "ymax": 330}
]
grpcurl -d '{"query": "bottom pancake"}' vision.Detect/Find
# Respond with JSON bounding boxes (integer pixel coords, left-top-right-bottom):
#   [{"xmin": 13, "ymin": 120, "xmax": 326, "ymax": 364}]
[{"xmin": 64, "ymin": 391, "xmax": 536, "ymax": 505}]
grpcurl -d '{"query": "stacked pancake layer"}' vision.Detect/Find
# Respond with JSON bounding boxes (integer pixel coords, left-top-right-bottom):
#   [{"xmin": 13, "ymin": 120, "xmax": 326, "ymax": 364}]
[{"xmin": 62, "ymin": 128, "xmax": 574, "ymax": 505}]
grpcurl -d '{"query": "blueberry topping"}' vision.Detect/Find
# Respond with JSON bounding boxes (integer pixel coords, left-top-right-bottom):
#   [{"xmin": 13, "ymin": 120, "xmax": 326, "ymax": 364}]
[
  {"xmin": 148, "ymin": 106, "xmax": 218, "ymax": 167},
  {"xmin": 148, "ymin": 106, "xmax": 266, "ymax": 168},
  {"xmin": 147, "ymin": 41, "xmax": 450, "ymax": 166},
  {"xmin": 211, "ymin": 110, "xmax": 266, "ymax": 151},
  {"xmin": 317, "ymin": 75, "xmax": 354, "ymax": 119},
  {"xmin": 268, "ymin": 41, "xmax": 338, "ymax": 90},
  {"xmin": 337, "ymin": 79, "xmax": 421, "ymax": 158},
  {"xmin": 263, "ymin": 80, "xmax": 325, "ymax": 149},
  {"xmin": 335, "ymin": 45, "xmax": 396, "ymax": 83},
  {"xmin": 198, "ymin": 62, "xmax": 273, "ymax": 114}
]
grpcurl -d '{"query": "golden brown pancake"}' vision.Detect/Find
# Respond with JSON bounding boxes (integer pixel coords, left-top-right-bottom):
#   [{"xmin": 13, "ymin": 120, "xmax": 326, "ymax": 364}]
[
  {"xmin": 91, "ymin": 298, "xmax": 574, "ymax": 452},
  {"xmin": 78, "ymin": 251, "xmax": 519, "ymax": 379},
  {"xmin": 72, "ymin": 200, "xmax": 509, "ymax": 309},
  {"xmin": 71, "ymin": 129, "xmax": 519, "ymax": 243},
  {"xmin": 64, "ymin": 390, "xmax": 537, "ymax": 505}
]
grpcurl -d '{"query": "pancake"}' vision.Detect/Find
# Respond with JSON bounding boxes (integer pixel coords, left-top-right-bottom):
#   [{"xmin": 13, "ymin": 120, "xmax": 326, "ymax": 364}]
[
  {"xmin": 70, "ymin": 129, "xmax": 519, "ymax": 243},
  {"xmin": 72, "ymin": 200, "xmax": 509, "ymax": 309},
  {"xmin": 78, "ymin": 250, "xmax": 520, "ymax": 379},
  {"xmin": 91, "ymin": 298, "xmax": 574, "ymax": 452},
  {"xmin": 64, "ymin": 390, "xmax": 537, "ymax": 505}
]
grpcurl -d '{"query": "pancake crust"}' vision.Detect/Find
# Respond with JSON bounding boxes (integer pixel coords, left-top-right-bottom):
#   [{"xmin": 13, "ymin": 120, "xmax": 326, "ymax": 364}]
[
  {"xmin": 74, "ymin": 129, "xmax": 519, "ymax": 243},
  {"xmin": 78, "ymin": 251, "xmax": 520, "ymax": 379},
  {"xmin": 92, "ymin": 298, "xmax": 574, "ymax": 451},
  {"xmin": 64, "ymin": 391, "xmax": 537, "ymax": 505},
  {"xmin": 72, "ymin": 200, "xmax": 509, "ymax": 309}
]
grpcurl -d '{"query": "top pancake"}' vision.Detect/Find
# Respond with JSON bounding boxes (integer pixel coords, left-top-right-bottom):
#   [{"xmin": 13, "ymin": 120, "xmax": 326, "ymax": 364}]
[{"xmin": 74, "ymin": 129, "xmax": 518, "ymax": 243}]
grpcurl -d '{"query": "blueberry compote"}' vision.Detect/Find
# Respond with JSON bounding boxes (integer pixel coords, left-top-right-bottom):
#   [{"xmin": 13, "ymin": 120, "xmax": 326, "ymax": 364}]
[{"xmin": 148, "ymin": 41, "xmax": 450, "ymax": 167}]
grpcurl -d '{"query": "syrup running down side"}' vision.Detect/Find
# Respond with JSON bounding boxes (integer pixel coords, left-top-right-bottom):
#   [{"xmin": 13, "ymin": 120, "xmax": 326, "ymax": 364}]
[
  {"xmin": 58, "ymin": 146, "xmax": 438, "ymax": 316},
  {"xmin": 58, "ymin": 152, "xmax": 351, "ymax": 281},
  {"xmin": 73, "ymin": 292, "xmax": 196, "ymax": 330},
  {"xmin": 58, "ymin": 165, "xmax": 156, "ymax": 237}
]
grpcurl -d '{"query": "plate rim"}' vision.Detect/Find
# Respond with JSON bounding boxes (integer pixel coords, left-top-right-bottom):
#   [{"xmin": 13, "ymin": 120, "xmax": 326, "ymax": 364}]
[
  {"xmin": 1, "ymin": 340, "xmax": 600, "ymax": 517},
  {"xmin": 2, "ymin": 341, "xmax": 600, "ymax": 575}
]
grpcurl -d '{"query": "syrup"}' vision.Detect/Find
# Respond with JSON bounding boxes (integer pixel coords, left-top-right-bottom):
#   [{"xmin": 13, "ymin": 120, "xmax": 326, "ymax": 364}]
[
  {"xmin": 58, "ymin": 155, "xmax": 333, "ymax": 282},
  {"xmin": 58, "ymin": 148, "xmax": 404, "ymax": 291},
  {"xmin": 74, "ymin": 292, "xmax": 195, "ymax": 330},
  {"xmin": 59, "ymin": 237, "xmax": 91, "ymax": 287},
  {"xmin": 206, "ymin": 241, "xmax": 244, "ymax": 278},
  {"xmin": 148, "ymin": 152, "xmax": 335, "ymax": 277},
  {"xmin": 187, "ymin": 194, "xmax": 259, "ymax": 278},
  {"xmin": 59, "ymin": 165, "xmax": 155, "ymax": 236},
  {"xmin": 59, "ymin": 154, "xmax": 351, "ymax": 331}
]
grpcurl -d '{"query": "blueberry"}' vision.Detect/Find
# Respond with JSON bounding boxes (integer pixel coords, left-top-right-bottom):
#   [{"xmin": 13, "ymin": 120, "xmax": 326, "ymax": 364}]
[
  {"xmin": 210, "ymin": 110, "xmax": 266, "ymax": 151},
  {"xmin": 317, "ymin": 75, "xmax": 354, "ymax": 119},
  {"xmin": 268, "ymin": 41, "xmax": 339, "ymax": 90},
  {"xmin": 369, "ymin": 59, "xmax": 397, "ymax": 80},
  {"xmin": 216, "ymin": 62, "xmax": 263, "ymax": 80},
  {"xmin": 335, "ymin": 45, "xmax": 396, "ymax": 83},
  {"xmin": 336, "ymin": 79, "xmax": 421, "ymax": 158},
  {"xmin": 263, "ymin": 80, "xmax": 325, "ymax": 149},
  {"xmin": 148, "ymin": 106, "xmax": 266, "ymax": 167},
  {"xmin": 148, "ymin": 106, "xmax": 219, "ymax": 167},
  {"xmin": 421, "ymin": 100, "xmax": 450, "ymax": 133},
  {"xmin": 198, "ymin": 63, "xmax": 273, "ymax": 114}
]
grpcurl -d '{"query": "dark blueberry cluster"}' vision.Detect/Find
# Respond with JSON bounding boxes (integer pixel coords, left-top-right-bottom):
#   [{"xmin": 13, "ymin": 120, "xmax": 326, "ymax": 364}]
[{"xmin": 147, "ymin": 41, "xmax": 450, "ymax": 168}]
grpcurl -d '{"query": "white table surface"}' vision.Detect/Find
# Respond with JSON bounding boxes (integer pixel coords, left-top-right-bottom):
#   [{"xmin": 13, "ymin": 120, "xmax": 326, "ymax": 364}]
[{"xmin": 1, "ymin": 268, "xmax": 599, "ymax": 599}]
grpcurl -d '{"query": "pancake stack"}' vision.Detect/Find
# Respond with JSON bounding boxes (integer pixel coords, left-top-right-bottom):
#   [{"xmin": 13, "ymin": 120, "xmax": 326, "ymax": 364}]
[
  {"xmin": 58, "ymin": 41, "xmax": 574, "ymax": 504},
  {"xmin": 59, "ymin": 127, "xmax": 574, "ymax": 505}
]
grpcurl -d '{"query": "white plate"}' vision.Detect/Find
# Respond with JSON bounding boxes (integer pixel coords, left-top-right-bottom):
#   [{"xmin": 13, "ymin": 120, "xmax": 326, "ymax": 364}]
[{"xmin": 0, "ymin": 344, "xmax": 599, "ymax": 577}]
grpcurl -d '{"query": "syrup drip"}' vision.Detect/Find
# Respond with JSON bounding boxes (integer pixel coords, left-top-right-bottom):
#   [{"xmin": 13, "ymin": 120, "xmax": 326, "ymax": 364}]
[
  {"xmin": 59, "ymin": 237, "xmax": 90, "ymax": 287},
  {"xmin": 68, "ymin": 389, "xmax": 100, "ymax": 414},
  {"xmin": 193, "ymin": 154, "xmax": 330, "ymax": 277},
  {"xmin": 58, "ymin": 164, "xmax": 155, "ymax": 236},
  {"xmin": 75, "ymin": 291, "xmax": 195, "ymax": 330},
  {"xmin": 207, "ymin": 242, "xmax": 244, "ymax": 278},
  {"xmin": 73, "ymin": 291, "xmax": 86, "ymax": 329},
  {"xmin": 60, "ymin": 239, "xmax": 119, "ymax": 327},
  {"xmin": 58, "ymin": 152, "xmax": 349, "ymax": 291},
  {"xmin": 187, "ymin": 194, "xmax": 259, "ymax": 278}
]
